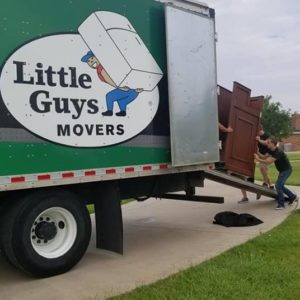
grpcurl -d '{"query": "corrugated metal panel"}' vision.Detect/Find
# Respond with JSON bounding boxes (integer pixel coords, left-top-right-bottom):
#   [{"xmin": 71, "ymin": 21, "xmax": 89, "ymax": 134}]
[{"xmin": 165, "ymin": 4, "xmax": 219, "ymax": 166}]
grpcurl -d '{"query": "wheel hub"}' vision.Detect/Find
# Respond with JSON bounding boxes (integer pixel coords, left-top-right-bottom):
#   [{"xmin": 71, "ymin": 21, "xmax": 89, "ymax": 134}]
[
  {"xmin": 30, "ymin": 207, "xmax": 78, "ymax": 259},
  {"xmin": 35, "ymin": 221, "xmax": 57, "ymax": 241}
]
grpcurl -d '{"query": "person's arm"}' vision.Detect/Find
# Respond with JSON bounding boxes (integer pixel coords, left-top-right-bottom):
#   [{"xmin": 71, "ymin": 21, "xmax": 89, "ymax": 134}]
[
  {"xmin": 257, "ymin": 151, "xmax": 269, "ymax": 159},
  {"xmin": 254, "ymin": 153, "xmax": 275, "ymax": 165},
  {"xmin": 256, "ymin": 136, "xmax": 268, "ymax": 146},
  {"xmin": 218, "ymin": 122, "xmax": 233, "ymax": 133},
  {"xmin": 100, "ymin": 68, "xmax": 117, "ymax": 88}
]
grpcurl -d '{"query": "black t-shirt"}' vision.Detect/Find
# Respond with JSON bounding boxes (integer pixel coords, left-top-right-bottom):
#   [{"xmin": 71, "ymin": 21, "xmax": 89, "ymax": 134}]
[
  {"xmin": 258, "ymin": 132, "xmax": 271, "ymax": 155},
  {"xmin": 269, "ymin": 148, "xmax": 292, "ymax": 172}
]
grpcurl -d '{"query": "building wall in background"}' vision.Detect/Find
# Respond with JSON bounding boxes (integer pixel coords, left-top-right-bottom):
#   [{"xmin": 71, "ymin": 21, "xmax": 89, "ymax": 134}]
[{"xmin": 282, "ymin": 114, "xmax": 300, "ymax": 152}]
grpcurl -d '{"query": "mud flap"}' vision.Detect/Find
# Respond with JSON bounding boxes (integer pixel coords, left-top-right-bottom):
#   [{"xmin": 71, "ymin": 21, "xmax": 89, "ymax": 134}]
[{"xmin": 94, "ymin": 181, "xmax": 123, "ymax": 254}]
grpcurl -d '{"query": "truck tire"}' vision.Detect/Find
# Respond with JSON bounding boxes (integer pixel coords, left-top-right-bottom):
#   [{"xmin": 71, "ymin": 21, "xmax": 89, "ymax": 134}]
[{"xmin": 0, "ymin": 189, "xmax": 91, "ymax": 277}]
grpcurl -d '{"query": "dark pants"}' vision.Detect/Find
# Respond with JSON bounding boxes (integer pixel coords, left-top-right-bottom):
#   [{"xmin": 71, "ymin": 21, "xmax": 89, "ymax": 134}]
[{"xmin": 275, "ymin": 168, "xmax": 295, "ymax": 207}]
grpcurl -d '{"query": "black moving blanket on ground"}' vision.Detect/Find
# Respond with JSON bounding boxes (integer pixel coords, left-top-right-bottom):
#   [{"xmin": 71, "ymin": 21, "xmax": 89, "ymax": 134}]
[{"xmin": 213, "ymin": 211, "xmax": 263, "ymax": 227}]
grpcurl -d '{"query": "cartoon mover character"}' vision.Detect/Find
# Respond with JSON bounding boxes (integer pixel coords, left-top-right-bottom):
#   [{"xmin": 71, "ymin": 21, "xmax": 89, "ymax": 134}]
[{"xmin": 81, "ymin": 51, "xmax": 143, "ymax": 117}]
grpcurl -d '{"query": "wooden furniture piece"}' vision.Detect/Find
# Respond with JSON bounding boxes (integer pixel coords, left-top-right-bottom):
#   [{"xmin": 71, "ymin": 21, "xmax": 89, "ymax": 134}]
[{"xmin": 218, "ymin": 82, "xmax": 264, "ymax": 178}]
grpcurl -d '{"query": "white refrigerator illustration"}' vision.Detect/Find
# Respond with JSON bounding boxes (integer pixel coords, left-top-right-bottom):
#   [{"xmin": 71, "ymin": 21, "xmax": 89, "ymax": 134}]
[{"xmin": 78, "ymin": 11, "xmax": 163, "ymax": 91}]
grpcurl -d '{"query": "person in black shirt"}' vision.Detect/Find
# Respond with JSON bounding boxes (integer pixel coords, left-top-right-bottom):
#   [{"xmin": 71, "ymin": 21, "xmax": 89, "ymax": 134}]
[
  {"xmin": 256, "ymin": 127, "xmax": 272, "ymax": 188},
  {"xmin": 254, "ymin": 136, "xmax": 298, "ymax": 209}
]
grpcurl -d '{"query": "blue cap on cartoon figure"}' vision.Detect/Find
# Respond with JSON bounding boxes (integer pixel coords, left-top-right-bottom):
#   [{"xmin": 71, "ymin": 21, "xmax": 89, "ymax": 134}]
[{"xmin": 81, "ymin": 50, "xmax": 94, "ymax": 62}]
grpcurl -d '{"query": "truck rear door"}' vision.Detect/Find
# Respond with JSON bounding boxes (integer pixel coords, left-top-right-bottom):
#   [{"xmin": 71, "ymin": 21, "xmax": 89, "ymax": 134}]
[{"xmin": 165, "ymin": 1, "xmax": 219, "ymax": 167}]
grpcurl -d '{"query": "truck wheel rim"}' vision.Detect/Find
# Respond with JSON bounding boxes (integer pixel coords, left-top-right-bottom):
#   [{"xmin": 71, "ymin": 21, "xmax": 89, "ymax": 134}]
[{"xmin": 30, "ymin": 207, "xmax": 77, "ymax": 259}]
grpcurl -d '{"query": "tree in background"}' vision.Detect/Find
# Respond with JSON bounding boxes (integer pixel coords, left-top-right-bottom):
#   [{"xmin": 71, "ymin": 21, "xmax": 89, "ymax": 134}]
[{"xmin": 261, "ymin": 96, "xmax": 293, "ymax": 141}]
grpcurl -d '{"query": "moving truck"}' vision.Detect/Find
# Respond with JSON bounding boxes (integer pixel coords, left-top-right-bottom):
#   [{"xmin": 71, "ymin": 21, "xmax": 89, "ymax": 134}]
[{"xmin": 0, "ymin": 0, "xmax": 274, "ymax": 277}]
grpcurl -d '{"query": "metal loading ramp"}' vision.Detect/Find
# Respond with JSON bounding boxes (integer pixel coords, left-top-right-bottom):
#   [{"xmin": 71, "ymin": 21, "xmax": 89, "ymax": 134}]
[{"xmin": 204, "ymin": 170, "xmax": 278, "ymax": 199}]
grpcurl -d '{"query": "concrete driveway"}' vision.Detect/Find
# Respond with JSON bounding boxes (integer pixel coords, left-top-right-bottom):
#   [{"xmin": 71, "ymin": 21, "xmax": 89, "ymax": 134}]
[{"xmin": 0, "ymin": 180, "xmax": 299, "ymax": 300}]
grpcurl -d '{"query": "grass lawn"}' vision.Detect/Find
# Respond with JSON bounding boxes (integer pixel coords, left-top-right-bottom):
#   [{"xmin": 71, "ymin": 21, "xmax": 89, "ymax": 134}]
[
  {"xmin": 108, "ymin": 209, "xmax": 300, "ymax": 300},
  {"xmin": 87, "ymin": 199, "xmax": 134, "ymax": 214},
  {"xmin": 286, "ymin": 152, "xmax": 300, "ymax": 161},
  {"xmin": 255, "ymin": 152, "xmax": 300, "ymax": 186}
]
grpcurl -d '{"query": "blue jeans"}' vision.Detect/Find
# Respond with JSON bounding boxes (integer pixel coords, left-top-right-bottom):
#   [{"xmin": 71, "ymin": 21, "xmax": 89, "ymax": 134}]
[
  {"xmin": 275, "ymin": 169, "xmax": 295, "ymax": 207},
  {"xmin": 106, "ymin": 88, "xmax": 138, "ymax": 112}
]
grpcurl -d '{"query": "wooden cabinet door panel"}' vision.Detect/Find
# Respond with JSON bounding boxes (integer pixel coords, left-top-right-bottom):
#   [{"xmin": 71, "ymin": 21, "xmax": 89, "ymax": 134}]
[
  {"xmin": 220, "ymin": 82, "xmax": 263, "ymax": 177},
  {"xmin": 224, "ymin": 109, "xmax": 258, "ymax": 176}
]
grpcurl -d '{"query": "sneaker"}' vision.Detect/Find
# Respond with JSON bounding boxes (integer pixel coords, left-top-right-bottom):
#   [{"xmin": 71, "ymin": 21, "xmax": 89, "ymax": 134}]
[
  {"xmin": 269, "ymin": 185, "xmax": 274, "ymax": 190},
  {"xmin": 238, "ymin": 197, "xmax": 249, "ymax": 203},
  {"xmin": 288, "ymin": 195, "xmax": 299, "ymax": 205},
  {"xmin": 275, "ymin": 205, "xmax": 285, "ymax": 210},
  {"xmin": 262, "ymin": 182, "xmax": 268, "ymax": 188}
]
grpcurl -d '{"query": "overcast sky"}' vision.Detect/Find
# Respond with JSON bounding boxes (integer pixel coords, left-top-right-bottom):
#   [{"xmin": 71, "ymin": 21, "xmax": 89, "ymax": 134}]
[{"xmin": 207, "ymin": 0, "xmax": 300, "ymax": 113}]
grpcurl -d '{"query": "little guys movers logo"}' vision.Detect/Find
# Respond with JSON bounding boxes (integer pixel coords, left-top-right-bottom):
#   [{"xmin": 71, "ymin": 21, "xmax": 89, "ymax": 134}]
[{"xmin": 0, "ymin": 11, "xmax": 163, "ymax": 147}]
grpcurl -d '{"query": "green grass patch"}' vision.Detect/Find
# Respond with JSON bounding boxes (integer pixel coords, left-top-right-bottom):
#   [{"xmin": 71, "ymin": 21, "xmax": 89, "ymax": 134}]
[
  {"xmin": 87, "ymin": 204, "xmax": 95, "ymax": 214},
  {"xmin": 87, "ymin": 199, "xmax": 134, "ymax": 214},
  {"xmin": 286, "ymin": 152, "xmax": 300, "ymax": 161},
  {"xmin": 255, "ymin": 153, "xmax": 300, "ymax": 186},
  {"xmin": 108, "ymin": 210, "xmax": 300, "ymax": 300}
]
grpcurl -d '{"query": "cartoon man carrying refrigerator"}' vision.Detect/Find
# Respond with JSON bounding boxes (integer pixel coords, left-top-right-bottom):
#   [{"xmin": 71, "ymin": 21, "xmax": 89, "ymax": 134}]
[{"xmin": 81, "ymin": 50, "xmax": 143, "ymax": 117}]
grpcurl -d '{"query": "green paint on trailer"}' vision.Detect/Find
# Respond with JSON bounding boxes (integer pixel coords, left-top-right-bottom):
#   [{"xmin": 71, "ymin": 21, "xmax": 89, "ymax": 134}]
[
  {"xmin": 0, "ymin": 143, "xmax": 171, "ymax": 176},
  {"xmin": 0, "ymin": 0, "xmax": 171, "ymax": 177}
]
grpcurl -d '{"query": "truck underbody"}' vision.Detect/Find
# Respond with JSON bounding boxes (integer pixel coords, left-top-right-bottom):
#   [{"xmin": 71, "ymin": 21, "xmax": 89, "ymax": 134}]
[{"xmin": 0, "ymin": 169, "xmax": 276, "ymax": 277}]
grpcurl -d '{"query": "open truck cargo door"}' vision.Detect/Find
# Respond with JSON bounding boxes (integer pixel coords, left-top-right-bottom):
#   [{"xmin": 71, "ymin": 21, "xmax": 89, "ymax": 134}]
[{"xmin": 165, "ymin": 2, "xmax": 219, "ymax": 167}]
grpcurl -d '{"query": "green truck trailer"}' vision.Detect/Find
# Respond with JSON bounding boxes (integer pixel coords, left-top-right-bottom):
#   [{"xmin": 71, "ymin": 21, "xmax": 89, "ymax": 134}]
[{"xmin": 0, "ymin": 0, "xmax": 223, "ymax": 277}]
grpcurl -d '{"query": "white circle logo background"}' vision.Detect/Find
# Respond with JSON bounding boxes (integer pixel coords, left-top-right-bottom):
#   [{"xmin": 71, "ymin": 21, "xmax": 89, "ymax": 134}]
[{"xmin": 0, "ymin": 34, "xmax": 160, "ymax": 147}]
